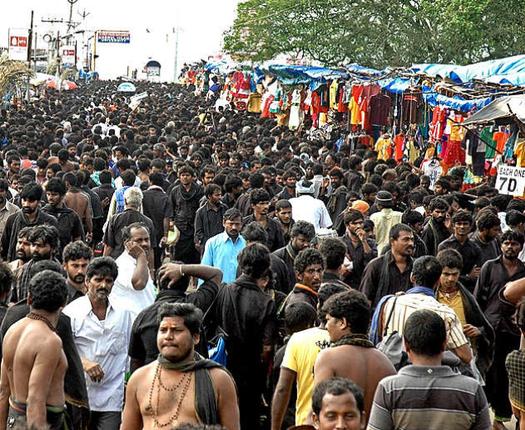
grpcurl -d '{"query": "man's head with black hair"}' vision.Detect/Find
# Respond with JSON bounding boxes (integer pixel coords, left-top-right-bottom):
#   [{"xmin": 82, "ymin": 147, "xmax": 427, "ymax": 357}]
[{"xmin": 28, "ymin": 270, "xmax": 68, "ymax": 312}]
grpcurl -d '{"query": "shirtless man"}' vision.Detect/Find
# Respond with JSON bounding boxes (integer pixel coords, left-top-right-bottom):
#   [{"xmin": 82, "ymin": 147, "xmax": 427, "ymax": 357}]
[
  {"xmin": 121, "ymin": 302, "xmax": 240, "ymax": 430},
  {"xmin": 0, "ymin": 270, "xmax": 68, "ymax": 430},
  {"xmin": 314, "ymin": 290, "xmax": 396, "ymax": 422}
]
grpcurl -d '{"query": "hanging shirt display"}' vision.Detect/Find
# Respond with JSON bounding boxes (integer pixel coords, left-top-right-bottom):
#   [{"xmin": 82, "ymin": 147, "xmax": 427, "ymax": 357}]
[
  {"xmin": 368, "ymin": 93, "xmax": 391, "ymax": 127},
  {"xmin": 289, "ymin": 89, "xmax": 304, "ymax": 131},
  {"xmin": 375, "ymin": 135, "xmax": 393, "ymax": 160},
  {"xmin": 463, "ymin": 129, "xmax": 486, "ymax": 176},
  {"xmin": 421, "ymin": 158, "xmax": 443, "ymax": 190}
]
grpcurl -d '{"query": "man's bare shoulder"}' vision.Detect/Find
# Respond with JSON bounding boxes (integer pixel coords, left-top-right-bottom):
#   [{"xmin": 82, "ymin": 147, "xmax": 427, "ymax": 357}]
[
  {"xmin": 209, "ymin": 366, "xmax": 235, "ymax": 386},
  {"xmin": 128, "ymin": 361, "xmax": 157, "ymax": 386}
]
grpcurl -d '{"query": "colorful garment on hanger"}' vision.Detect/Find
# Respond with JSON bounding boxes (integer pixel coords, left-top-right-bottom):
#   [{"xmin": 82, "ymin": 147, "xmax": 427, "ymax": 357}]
[
  {"xmin": 463, "ymin": 129, "xmax": 486, "ymax": 176},
  {"xmin": 368, "ymin": 93, "xmax": 391, "ymax": 127},
  {"xmin": 480, "ymin": 127, "xmax": 496, "ymax": 160},
  {"xmin": 375, "ymin": 135, "xmax": 393, "ymax": 161},
  {"xmin": 394, "ymin": 133, "xmax": 405, "ymax": 162},
  {"xmin": 329, "ymin": 80, "xmax": 338, "ymax": 110},
  {"xmin": 430, "ymin": 106, "xmax": 448, "ymax": 141},
  {"xmin": 247, "ymin": 93, "xmax": 262, "ymax": 113},
  {"xmin": 402, "ymin": 90, "xmax": 423, "ymax": 125},
  {"xmin": 493, "ymin": 130, "xmax": 510, "ymax": 154},
  {"xmin": 421, "ymin": 158, "xmax": 443, "ymax": 190}
]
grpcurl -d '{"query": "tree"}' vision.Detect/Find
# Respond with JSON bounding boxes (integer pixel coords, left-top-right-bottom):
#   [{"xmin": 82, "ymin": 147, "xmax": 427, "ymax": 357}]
[
  {"xmin": 0, "ymin": 54, "xmax": 33, "ymax": 99},
  {"xmin": 223, "ymin": 0, "xmax": 525, "ymax": 67}
]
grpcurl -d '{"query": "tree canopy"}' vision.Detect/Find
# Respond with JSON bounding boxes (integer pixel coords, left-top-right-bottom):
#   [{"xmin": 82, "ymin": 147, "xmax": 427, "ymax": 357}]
[{"xmin": 223, "ymin": 0, "xmax": 525, "ymax": 68}]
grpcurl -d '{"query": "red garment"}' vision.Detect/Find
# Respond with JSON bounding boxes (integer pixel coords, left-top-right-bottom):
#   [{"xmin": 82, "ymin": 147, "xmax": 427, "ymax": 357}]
[
  {"xmin": 261, "ymin": 95, "xmax": 274, "ymax": 118},
  {"xmin": 430, "ymin": 106, "xmax": 448, "ymax": 141},
  {"xmin": 394, "ymin": 134, "xmax": 405, "ymax": 162},
  {"xmin": 443, "ymin": 140, "xmax": 464, "ymax": 167}
]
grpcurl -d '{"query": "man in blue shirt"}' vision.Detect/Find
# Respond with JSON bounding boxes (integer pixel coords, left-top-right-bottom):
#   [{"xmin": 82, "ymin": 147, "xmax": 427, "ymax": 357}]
[{"xmin": 201, "ymin": 208, "xmax": 246, "ymax": 284}]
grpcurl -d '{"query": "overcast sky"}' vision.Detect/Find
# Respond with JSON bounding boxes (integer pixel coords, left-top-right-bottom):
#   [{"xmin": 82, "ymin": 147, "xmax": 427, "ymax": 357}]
[{"xmin": 2, "ymin": 0, "xmax": 240, "ymax": 80}]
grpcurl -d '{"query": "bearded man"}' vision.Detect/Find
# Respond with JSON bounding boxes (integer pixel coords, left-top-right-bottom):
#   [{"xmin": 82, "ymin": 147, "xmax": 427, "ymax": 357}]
[{"xmin": 121, "ymin": 302, "xmax": 240, "ymax": 430}]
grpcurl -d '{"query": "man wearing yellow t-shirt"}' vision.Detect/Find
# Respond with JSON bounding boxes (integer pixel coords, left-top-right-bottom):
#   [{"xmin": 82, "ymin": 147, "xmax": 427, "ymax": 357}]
[{"xmin": 271, "ymin": 284, "xmax": 347, "ymax": 430}]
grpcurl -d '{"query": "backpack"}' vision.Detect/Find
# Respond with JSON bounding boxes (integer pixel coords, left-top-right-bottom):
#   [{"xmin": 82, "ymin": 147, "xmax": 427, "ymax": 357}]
[{"xmin": 376, "ymin": 297, "xmax": 409, "ymax": 370}]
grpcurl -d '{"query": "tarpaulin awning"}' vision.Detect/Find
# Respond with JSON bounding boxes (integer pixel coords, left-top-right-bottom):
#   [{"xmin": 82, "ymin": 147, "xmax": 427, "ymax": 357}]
[
  {"xmin": 463, "ymin": 95, "xmax": 525, "ymax": 125},
  {"xmin": 424, "ymin": 93, "xmax": 492, "ymax": 112}
]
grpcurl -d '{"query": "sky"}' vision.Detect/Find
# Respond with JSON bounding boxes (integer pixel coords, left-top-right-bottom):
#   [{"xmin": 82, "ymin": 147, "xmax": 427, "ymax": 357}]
[{"xmin": 1, "ymin": 0, "xmax": 240, "ymax": 80}]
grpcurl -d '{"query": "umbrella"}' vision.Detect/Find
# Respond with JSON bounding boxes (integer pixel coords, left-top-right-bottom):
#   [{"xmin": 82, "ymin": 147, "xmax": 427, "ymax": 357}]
[
  {"xmin": 117, "ymin": 82, "xmax": 137, "ymax": 93},
  {"xmin": 61, "ymin": 80, "xmax": 78, "ymax": 91},
  {"xmin": 463, "ymin": 95, "xmax": 525, "ymax": 125}
]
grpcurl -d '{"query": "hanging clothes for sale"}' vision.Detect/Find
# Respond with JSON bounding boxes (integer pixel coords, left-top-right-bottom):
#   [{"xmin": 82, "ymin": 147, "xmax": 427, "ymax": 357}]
[
  {"xmin": 463, "ymin": 128, "xmax": 486, "ymax": 176},
  {"xmin": 430, "ymin": 106, "xmax": 448, "ymax": 142},
  {"xmin": 402, "ymin": 88, "xmax": 423, "ymax": 125},
  {"xmin": 337, "ymin": 82, "xmax": 347, "ymax": 113},
  {"xmin": 404, "ymin": 136, "xmax": 420, "ymax": 164},
  {"xmin": 480, "ymin": 126, "xmax": 496, "ymax": 160},
  {"xmin": 289, "ymin": 88, "xmax": 304, "ymax": 131},
  {"xmin": 368, "ymin": 93, "xmax": 391, "ymax": 127},
  {"xmin": 329, "ymin": 80, "xmax": 338, "ymax": 110},
  {"xmin": 375, "ymin": 134, "xmax": 393, "ymax": 161},
  {"xmin": 493, "ymin": 127, "xmax": 510, "ymax": 154},
  {"xmin": 421, "ymin": 157, "xmax": 443, "ymax": 190},
  {"xmin": 348, "ymin": 84, "xmax": 364, "ymax": 126},
  {"xmin": 247, "ymin": 93, "xmax": 262, "ymax": 113},
  {"xmin": 394, "ymin": 133, "xmax": 405, "ymax": 162}
]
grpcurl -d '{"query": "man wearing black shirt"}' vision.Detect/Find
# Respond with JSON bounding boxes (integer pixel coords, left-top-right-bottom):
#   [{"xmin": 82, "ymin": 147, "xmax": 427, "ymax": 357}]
[
  {"xmin": 438, "ymin": 210, "xmax": 482, "ymax": 292},
  {"xmin": 421, "ymin": 197, "xmax": 450, "ymax": 255},
  {"xmin": 42, "ymin": 178, "xmax": 84, "ymax": 258},
  {"xmin": 195, "ymin": 184, "xmax": 227, "ymax": 254},
  {"xmin": 1, "ymin": 183, "xmax": 58, "ymax": 262},
  {"xmin": 62, "ymin": 241, "xmax": 92, "ymax": 304},
  {"xmin": 169, "ymin": 165, "xmax": 204, "ymax": 264},
  {"xmin": 243, "ymin": 188, "xmax": 285, "ymax": 252}
]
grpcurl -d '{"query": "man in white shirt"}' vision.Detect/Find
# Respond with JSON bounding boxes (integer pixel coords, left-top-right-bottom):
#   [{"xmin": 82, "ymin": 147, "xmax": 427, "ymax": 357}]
[
  {"xmin": 289, "ymin": 180, "xmax": 332, "ymax": 233},
  {"xmin": 111, "ymin": 222, "xmax": 156, "ymax": 316},
  {"xmin": 63, "ymin": 257, "xmax": 135, "ymax": 430}
]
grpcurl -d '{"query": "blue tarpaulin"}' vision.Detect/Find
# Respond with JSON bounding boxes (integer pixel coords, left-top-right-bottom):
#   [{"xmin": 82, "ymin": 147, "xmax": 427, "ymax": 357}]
[{"xmin": 423, "ymin": 93, "xmax": 493, "ymax": 112}]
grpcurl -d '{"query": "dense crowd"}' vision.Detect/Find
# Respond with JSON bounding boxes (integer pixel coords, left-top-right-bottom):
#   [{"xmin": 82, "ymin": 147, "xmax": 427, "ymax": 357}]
[{"xmin": 0, "ymin": 78, "xmax": 524, "ymax": 430}]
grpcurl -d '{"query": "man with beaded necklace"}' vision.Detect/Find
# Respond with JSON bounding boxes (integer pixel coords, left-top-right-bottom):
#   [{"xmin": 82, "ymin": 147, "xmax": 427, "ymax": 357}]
[{"xmin": 121, "ymin": 302, "xmax": 240, "ymax": 429}]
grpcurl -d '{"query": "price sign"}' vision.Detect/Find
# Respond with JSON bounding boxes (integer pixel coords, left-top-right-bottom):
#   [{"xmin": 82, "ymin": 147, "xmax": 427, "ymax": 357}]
[{"xmin": 496, "ymin": 165, "xmax": 525, "ymax": 196}]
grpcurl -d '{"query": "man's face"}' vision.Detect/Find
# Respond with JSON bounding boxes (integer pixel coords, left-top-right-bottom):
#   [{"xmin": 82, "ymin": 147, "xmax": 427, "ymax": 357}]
[
  {"xmin": 253, "ymin": 200, "xmax": 269, "ymax": 217},
  {"xmin": 242, "ymin": 178, "xmax": 251, "ymax": 190},
  {"xmin": 157, "ymin": 316, "xmax": 198, "ymax": 362},
  {"xmin": 224, "ymin": 217, "xmax": 242, "ymax": 239},
  {"xmin": 391, "ymin": 230, "xmax": 414, "ymax": 257},
  {"xmin": 64, "ymin": 258, "xmax": 90, "ymax": 285},
  {"xmin": 15, "ymin": 236, "xmax": 31, "ymax": 262},
  {"xmin": 483, "ymin": 225, "xmax": 502, "ymax": 241},
  {"xmin": 453, "ymin": 221, "xmax": 471, "ymax": 237},
  {"xmin": 209, "ymin": 190, "xmax": 222, "ymax": 206},
  {"xmin": 86, "ymin": 273, "xmax": 114, "ymax": 302},
  {"xmin": 364, "ymin": 192, "xmax": 376, "ymax": 205},
  {"xmin": 325, "ymin": 313, "xmax": 344, "ymax": 342},
  {"xmin": 411, "ymin": 221, "xmax": 424, "ymax": 235},
  {"xmin": 9, "ymin": 160, "xmax": 20, "ymax": 174},
  {"xmin": 275, "ymin": 174, "xmax": 283, "ymax": 186},
  {"xmin": 502, "ymin": 239, "xmax": 522, "ymax": 260},
  {"xmin": 30, "ymin": 239, "xmax": 52, "ymax": 261},
  {"xmin": 180, "ymin": 147, "xmax": 189, "ymax": 158},
  {"xmin": 46, "ymin": 169, "xmax": 55, "ymax": 180},
  {"xmin": 313, "ymin": 391, "xmax": 365, "ymax": 430},
  {"xmin": 440, "ymin": 266, "xmax": 460, "ymax": 291},
  {"xmin": 297, "ymin": 263, "xmax": 323, "ymax": 290},
  {"xmin": 276, "ymin": 207, "xmax": 292, "ymax": 225},
  {"xmin": 347, "ymin": 218, "xmax": 364, "ymax": 236},
  {"xmin": 251, "ymin": 162, "xmax": 261, "ymax": 172},
  {"xmin": 128, "ymin": 227, "xmax": 151, "ymax": 253},
  {"xmin": 285, "ymin": 176, "xmax": 296, "ymax": 189},
  {"xmin": 291, "ymin": 234, "xmax": 311, "ymax": 252},
  {"xmin": 46, "ymin": 191, "xmax": 62, "ymax": 207},
  {"xmin": 203, "ymin": 172, "xmax": 215, "ymax": 186},
  {"xmin": 431, "ymin": 208, "xmax": 447, "ymax": 224},
  {"xmin": 421, "ymin": 177, "xmax": 430, "ymax": 188},
  {"xmin": 330, "ymin": 175, "xmax": 341, "ymax": 189},
  {"xmin": 179, "ymin": 172, "xmax": 193, "ymax": 186},
  {"xmin": 67, "ymin": 146, "xmax": 77, "ymax": 158},
  {"xmin": 434, "ymin": 184, "xmax": 444, "ymax": 195},
  {"xmin": 218, "ymin": 158, "xmax": 229, "ymax": 168},
  {"xmin": 148, "ymin": 127, "xmax": 157, "ymax": 137},
  {"xmin": 21, "ymin": 198, "xmax": 39, "ymax": 214}
]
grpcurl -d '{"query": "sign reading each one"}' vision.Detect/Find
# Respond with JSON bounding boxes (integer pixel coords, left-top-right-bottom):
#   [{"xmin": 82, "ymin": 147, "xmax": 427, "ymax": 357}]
[
  {"xmin": 496, "ymin": 165, "xmax": 525, "ymax": 196},
  {"xmin": 97, "ymin": 30, "xmax": 130, "ymax": 44},
  {"xmin": 8, "ymin": 28, "xmax": 29, "ymax": 61}
]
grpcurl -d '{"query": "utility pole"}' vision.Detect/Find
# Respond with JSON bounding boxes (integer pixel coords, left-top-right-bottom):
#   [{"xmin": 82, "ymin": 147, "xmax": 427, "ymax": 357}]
[
  {"xmin": 26, "ymin": 10, "xmax": 34, "ymax": 101},
  {"xmin": 66, "ymin": 0, "xmax": 79, "ymax": 36},
  {"xmin": 173, "ymin": 27, "xmax": 180, "ymax": 82}
]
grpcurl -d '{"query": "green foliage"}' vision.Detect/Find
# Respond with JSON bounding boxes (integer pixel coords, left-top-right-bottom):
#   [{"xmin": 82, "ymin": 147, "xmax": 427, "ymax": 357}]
[{"xmin": 223, "ymin": 0, "xmax": 525, "ymax": 67}]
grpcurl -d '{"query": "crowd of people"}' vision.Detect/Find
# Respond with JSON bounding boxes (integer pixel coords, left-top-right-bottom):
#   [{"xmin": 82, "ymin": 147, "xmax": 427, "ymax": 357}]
[{"xmin": 0, "ymin": 77, "xmax": 524, "ymax": 430}]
